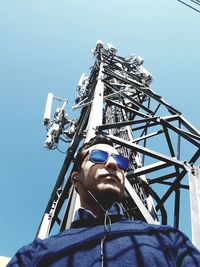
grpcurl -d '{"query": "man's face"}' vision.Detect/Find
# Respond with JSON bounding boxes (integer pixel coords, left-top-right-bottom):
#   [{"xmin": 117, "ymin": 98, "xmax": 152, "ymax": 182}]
[{"xmin": 77, "ymin": 143, "xmax": 125, "ymax": 205}]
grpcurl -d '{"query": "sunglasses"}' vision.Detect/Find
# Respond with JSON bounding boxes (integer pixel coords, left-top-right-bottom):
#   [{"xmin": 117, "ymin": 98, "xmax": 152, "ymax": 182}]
[{"xmin": 87, "ymin": 149, "xmax": 129, "ymax": 171}]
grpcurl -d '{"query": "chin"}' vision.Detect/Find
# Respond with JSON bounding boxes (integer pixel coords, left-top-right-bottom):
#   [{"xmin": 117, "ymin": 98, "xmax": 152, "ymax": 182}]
[{"xmin": 96, "ymin": 187, "xmax": 123, "ymax": 207}]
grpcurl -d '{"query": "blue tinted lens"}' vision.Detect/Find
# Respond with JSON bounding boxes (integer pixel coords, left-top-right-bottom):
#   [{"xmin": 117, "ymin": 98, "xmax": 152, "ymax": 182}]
[
  {"xmin": 90, "ymin": 150, "xmax": 108, "ymax": 163},
  {"xmin": 113, "ymin": 155, "xmax": 129, "ymax": 171},
  {"xmin": 90, "ymin": 149, "xmax": 129, "ymax": 171}
]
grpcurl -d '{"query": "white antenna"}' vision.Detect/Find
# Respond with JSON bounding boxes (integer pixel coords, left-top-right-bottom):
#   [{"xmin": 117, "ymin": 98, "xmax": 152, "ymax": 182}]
[
  {"xmin": 107, "ymin": 43, "xmax": 117, "ymax": 54},
  {"xmin": 43, "ymin": 92, "xmax": 53, "ymax": 125},
  {"xmin": 77, "ymin": 73, "xmax": 86, "ymax": 89}
]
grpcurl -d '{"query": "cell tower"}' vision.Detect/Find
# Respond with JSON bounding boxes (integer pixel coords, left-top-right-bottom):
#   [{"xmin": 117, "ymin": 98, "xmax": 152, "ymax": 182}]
[{"xmin": 38, "ymin": 41, "xmax": 200, "ymax": 249}]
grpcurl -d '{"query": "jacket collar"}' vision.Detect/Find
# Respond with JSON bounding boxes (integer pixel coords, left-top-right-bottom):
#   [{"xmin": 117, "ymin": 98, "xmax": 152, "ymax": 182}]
[{"xmin": 71, "ymin": 202, "xmax": 127, "ymax": 228}]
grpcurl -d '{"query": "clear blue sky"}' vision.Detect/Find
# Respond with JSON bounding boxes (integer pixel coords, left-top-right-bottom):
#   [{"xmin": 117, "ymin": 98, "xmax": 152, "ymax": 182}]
[{"xmin": 0, "ymin": 0, "xmax": 200, "ymax": 257}]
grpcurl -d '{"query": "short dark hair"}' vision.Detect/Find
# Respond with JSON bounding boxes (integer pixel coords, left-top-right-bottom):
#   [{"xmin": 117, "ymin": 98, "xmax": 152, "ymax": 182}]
[{"xmin": 73, "ymin": 135, "xmax": 114, "ymax": 171}]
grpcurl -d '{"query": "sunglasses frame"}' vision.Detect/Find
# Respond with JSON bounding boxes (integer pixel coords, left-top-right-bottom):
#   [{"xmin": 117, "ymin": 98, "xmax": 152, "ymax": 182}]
[{"xmin": 87, "ymin": 149, "xmax": 129, "ymax": 171}]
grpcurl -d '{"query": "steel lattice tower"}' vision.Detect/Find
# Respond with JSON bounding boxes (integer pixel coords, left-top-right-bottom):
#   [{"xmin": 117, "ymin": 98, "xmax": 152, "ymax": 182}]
[{"xmin": 38, "ymin": 41, "xmax": 200, "ymax": 249}]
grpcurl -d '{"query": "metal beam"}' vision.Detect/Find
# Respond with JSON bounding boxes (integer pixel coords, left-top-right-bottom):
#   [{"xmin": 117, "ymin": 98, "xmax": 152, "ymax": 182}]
[
  {"xmin": 160, "ymin": 118, "xmax": 200, "ymax": 147},
  {"xmin": 125, "ymin": 178, "xmax": 158, "ymax": 224},
  {"xmin": 98, "ymin": 117, "xmax": 158, "ymax": 131},
  {"xmin": 127, "ymin": 161, "xmax": 170, "ymax": 177},
  {"xmin": 105, "ymin": 98, "xmax": 151, "ymax": 118},
  {"xmin": 179, "ymin": 116, "xmax": 200, "ymax": 136},
  {"xmin": 189, "ymin": 166, "xmax": 200, "ymax": 250},
  {"xmin": 155, "ymin": 148, "xmax": 200, "ymax": 211},
  {"xmin": 106, "ymin": 134, "xmax": 186, "ymax": 168},
  {"xmin": 85, "ymin": 62, "xmax": 104, "ymax": 142}
]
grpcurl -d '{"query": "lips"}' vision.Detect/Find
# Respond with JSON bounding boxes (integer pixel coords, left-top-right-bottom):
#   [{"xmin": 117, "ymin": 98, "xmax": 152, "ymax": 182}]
[{"xmin": 100, "ymin": 173, "xmax": 120, "ymax": 182}]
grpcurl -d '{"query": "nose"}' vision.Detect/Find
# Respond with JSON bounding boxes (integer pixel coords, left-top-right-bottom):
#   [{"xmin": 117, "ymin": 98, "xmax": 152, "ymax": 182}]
[{"xmin": 104, "ymin": 155, "xmax": 119, "ymax": 170}]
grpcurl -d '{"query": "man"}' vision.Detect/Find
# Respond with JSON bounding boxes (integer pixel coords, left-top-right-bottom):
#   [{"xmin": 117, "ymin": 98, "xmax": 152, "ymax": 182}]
[{"xmin": 8, "ymin": 135, "xmax": 200, "ymax": 266}]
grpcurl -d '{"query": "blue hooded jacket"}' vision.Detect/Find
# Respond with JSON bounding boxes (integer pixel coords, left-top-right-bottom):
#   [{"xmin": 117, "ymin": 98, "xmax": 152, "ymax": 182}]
[{"xmin": 7, "ymin": 203, "xmax": 200, "ymax": 266}]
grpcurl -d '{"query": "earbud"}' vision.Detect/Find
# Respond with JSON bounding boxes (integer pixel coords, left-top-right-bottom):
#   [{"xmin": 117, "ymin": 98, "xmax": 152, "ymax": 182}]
[{"xmin": 74, "ymin": 176, "xmax": 79, "ymax": 181}]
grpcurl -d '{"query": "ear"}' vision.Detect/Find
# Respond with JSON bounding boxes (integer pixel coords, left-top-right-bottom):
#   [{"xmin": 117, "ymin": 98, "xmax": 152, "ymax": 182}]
[{"xmin": 71, "ymin": 171, "xmax": 80, "ymax": 190}]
